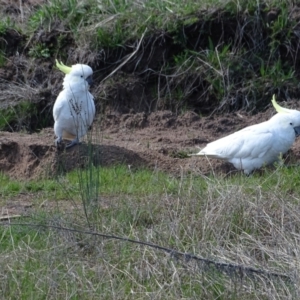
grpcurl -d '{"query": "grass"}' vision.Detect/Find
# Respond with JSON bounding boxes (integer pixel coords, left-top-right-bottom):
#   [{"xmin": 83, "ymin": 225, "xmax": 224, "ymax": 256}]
[
  {"xmin": 0, "ymin": 165, "xmax": 196, "ymax": 199},
  {"xmin": 1, "ymin": 0, "xmax": 299, "ymax": 118},
  {"xmin": 1, "ymin": 0, "xmax": 300, "ymax": 298},
  {"xmin": 0, "ymin": 101, "xmax": 37, "ymax": 131},
  {"xmin": 1, "ymin": 164, "xmax": 300, "ymax": 298}
]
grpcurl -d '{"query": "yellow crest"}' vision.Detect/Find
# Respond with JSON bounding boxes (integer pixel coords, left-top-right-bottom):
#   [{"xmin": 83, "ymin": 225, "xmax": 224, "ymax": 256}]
[
  {"xmin": 271, "ymin": 95, "xmax": 291, "ymax": 114},
  {"xmin": 55, "ymin": 59, "xmax": 72, "ymax": 74}
]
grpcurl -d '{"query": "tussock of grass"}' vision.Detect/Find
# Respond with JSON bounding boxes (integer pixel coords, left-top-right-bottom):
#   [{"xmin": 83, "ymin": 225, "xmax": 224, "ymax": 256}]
[
  {"xmin": 0, "ymin": 79, "xmax": 53, "ymax": 131},
  {"xmin": 1, "ymin": 165, "xmax": 300, "ymax": 298},
  {"xmin": 0, "ymin": 101, "xmax": 36, "ymax": 131}
]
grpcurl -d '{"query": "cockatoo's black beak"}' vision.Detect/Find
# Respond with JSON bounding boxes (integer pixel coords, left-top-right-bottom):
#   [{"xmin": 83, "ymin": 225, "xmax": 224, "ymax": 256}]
[
  {"xmin": 294, "ymin": 126, "xmax": 300, "ymax": 137},
  {"xmin": 86, "ymin": 75, "xmax": 93, "ymax": 86}
]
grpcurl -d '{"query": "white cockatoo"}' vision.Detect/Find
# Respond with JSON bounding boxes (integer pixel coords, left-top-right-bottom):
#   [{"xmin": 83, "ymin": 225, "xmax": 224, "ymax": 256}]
[
  {"xmin": 190, "ymin": 95, "xmax": 300, "ymax": 174},
  {"xmin": 53, "ymin": 60, "xmax": 95, "ymax": 149}
]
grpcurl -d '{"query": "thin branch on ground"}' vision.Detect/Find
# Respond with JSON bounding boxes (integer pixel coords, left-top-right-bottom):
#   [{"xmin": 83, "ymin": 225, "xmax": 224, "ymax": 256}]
[{"xmin": 0, "ymin": 221, "xmax": 291, "ymax": 282}]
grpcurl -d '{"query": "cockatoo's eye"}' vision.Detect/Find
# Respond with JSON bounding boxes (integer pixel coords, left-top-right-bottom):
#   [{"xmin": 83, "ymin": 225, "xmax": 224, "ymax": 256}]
[
  {"xmin": 81, "ymin": 75, "xmax": 83, "ymax": 78},
  {"xmin": 290, "ymin": 122, "xmax": 293, "ymax": 126}
]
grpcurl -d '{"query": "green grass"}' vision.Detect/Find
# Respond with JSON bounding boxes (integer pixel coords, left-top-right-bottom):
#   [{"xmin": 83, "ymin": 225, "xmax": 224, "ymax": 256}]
[
  {"xmin": 1, "ymin": 164, "xmax": 300, "ymax": 298},
  {"xmin": 0, "ymin": 173, "xmax": 60, "ymax": 198},
  {"xmin": 0, "ymin": 165, "xmax": 199, "ymax": 200},
  {"xmin": 2, "ymin": 162, "xmax": 300, "ymax": 199}
]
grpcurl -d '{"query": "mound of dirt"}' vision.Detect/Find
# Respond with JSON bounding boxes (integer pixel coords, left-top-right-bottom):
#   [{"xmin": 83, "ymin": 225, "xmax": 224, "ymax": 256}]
[
  {"xmin": 0, "ymin": 131, "xmax": 55, "ymax": 179},
  {"xmin": 1, "ymin": 108, "xmax": 300, "ymax": 181},
  {"xmin": 0, "ymin": 130, "xmax": 147, "ymax": 180}
]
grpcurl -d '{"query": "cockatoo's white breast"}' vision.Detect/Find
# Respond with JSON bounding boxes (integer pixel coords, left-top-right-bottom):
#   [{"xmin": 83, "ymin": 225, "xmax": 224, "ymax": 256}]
[
  {"xmin": 53, "ymin": 88, "xmax": 95, "ymax": 138},
  {"xmin": 53, "ymin": 63, "xmax": 95, "ymax": 144}
]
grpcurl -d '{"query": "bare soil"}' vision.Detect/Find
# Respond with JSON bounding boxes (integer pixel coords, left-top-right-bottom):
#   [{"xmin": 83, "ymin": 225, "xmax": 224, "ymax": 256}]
[{"xmin": 1, "ymin": 104, "xmax": 300, "ymax": 182}]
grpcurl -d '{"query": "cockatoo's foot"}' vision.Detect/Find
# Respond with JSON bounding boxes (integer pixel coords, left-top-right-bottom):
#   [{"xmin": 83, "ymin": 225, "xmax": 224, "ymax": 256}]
[
  {"xmin": 55, "ymin": 137, "xmax": 63, "ymax": 148},
  {"xmin": 66, "ymin": 138, "xmax": 80, "ymax": 149}
]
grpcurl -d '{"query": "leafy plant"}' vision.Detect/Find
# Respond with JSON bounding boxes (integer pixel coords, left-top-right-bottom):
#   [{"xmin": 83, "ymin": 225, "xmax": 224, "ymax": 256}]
[
  {"xmin": 28, "ymin": 43, "xmax": 51, "ymax": 58},
  {"xmin": 0, "ymin": 17, "xmax": 13, "ymax": 35}
]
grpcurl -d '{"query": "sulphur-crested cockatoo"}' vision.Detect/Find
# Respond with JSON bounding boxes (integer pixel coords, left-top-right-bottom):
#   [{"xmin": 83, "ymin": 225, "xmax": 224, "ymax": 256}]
[
  {"xmin": 190, "ymin": 95, "xmax": 300, "ymax": 174},
  {"xmin": 53, "ymin": 60, "xmax": 95, "ymax": 149}
]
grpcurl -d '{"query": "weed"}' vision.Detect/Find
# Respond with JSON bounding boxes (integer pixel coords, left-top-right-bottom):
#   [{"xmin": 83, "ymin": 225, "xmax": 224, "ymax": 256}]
[
  {"xmin": 28, "ymin": 0, "xmax": 93, "ymax": 32},
  {"xmin": 28, "ymin": 43, "xmax": 51, "ymax": 58},
  {"xmin": 170, "ymin": 149, "xmax": 189, "ymax": 159},
  {"xmin": 0, "ymin": 17, "xmax": 13, "ymax": 35},
  {"xmin": 0, "ymin": 101, "xmax": 37, "ymax": 131}
]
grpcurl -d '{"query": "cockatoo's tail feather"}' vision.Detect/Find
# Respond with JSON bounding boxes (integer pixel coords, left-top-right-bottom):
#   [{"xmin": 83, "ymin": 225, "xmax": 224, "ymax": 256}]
[
  {"xmin": 56, "ymin": 59, "xmax": 72, "ymax": 74},
  {"xmin": 271, "ymin": 95, "xmax": 291, "ymax": 114}
]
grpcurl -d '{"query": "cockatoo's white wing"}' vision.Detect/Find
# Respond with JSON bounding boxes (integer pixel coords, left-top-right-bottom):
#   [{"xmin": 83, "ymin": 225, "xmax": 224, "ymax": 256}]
[
  {"xmin": 86, "ymin": 93, "xmax": 96, "ymax": 126},
  {"xmin": 194, "ymin": 122, "xmax": 282, "ymax": 174},
  {"xmin": 53, "ymin": 91, "xmax": 76, "ymax": 140},
  {"xmin": 199, "ymin": 123, "xmax": 273, "ymax": 160},
  {"xmin": 53, "ymin": 92, "xmax": 66, "ymax": 122}
]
